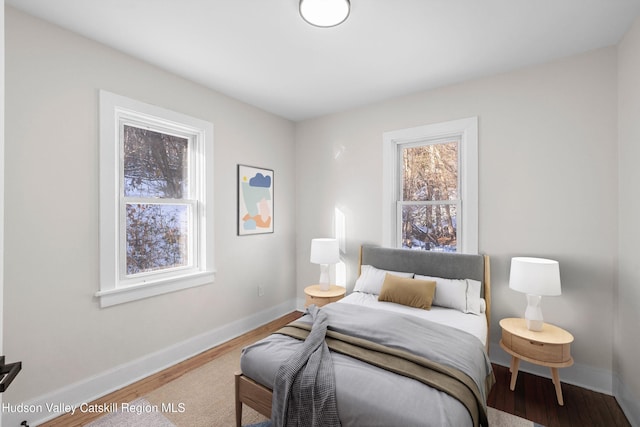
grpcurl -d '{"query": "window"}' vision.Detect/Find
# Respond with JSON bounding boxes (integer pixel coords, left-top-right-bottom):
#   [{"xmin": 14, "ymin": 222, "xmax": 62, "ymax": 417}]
[
  {"xmin": 382, "ymin": 117, "xmax": 478, "ymax": 254},
  {"xmin": 98, "ymin": 91, "xmax": 214, "ymax": 307}
]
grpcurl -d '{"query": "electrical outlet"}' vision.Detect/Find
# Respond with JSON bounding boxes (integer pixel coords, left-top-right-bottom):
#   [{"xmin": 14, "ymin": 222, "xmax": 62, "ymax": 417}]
[{"xmin": 258, "ymin": 285, "xmax": 265, "ymax": 297}]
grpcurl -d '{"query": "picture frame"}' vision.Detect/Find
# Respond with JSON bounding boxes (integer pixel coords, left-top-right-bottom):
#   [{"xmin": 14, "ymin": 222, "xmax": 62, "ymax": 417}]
[{"xmin": 237, "ymin": 165, "xmax": 274, "ymax": 235}]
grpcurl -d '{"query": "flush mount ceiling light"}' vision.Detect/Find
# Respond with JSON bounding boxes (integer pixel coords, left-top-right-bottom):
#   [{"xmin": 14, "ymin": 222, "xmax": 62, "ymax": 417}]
[{"xmin": 300, "ymin": 0, "xmax": 351, "ymax": 28}]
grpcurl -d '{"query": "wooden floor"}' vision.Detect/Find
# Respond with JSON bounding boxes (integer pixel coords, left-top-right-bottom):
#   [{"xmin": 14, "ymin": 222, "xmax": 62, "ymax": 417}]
[
  {"xmin": 41, "ymin": 310, "xmax": 631, "ymax": 427},
  {"xmin": 40, "ymin": 311, "xmax": 302, "ymax": 427},
  {"xmin": 488, "ymin": 363, "xmax": 631, "ymax": 427}
]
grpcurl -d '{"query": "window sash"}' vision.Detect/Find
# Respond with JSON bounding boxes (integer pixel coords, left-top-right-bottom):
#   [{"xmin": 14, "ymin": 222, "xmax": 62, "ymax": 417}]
[
  {"xmin": 117, "ymin": 116, "xmax": 203, "ymax": 285},
  {"xmin": 396, "ymin": 200, "xmax": 461, "ymax": 251},
  {"xmin": 398, "ymin": 138, "xmax": 460, "ymax": 202},
  {"xmin": 397, "ymin": 137, "xmax": 462, "ymax": 252},
  {"xmin": 119, "ymin": 119, "xmax": 196, "ymax": 199},
  {"xmin": 119, "ymin": 198, "xmax": 199, "ymax": 283}
]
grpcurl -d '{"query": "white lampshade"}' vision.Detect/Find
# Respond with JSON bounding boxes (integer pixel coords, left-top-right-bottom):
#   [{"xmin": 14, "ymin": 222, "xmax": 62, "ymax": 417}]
[
  {"xmin": 300, "ymin": 0, "xmax": 350, "ymax": 27},
  {"xmin": 509, "ymin": 257, "xmax": 561, "ymax": 296},
  {"xmin": 509, "ymin": 257, "xmax": 561, "ymax": 331},
  {"xmin": 310, "ymin": 238, "xmax": 339, "ymax": 290},
  {"xmin": 310, "ymin": 238, "xmax": 340, "ymax": 264}
]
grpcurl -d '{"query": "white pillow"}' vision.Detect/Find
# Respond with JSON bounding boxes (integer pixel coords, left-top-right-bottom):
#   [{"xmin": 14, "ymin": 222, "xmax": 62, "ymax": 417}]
[
  {"xmin": 466, "ymin": 279, "xmax": 482, "ymax": 315},
  {"xmin": 415, "ymin": 275, "xmax": 483, "ymax": 315},
  {"xmin": 354, "ymin": 265, "xmax": 414, "ymax": 295}
]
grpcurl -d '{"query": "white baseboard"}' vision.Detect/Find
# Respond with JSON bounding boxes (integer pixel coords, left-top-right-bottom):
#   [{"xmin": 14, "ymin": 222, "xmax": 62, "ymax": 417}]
[
  {"xmin": 2, "ymin": 299, "xmax": 298, "ymax": 427},
  {"xmin": 614, "ymin": 374, "xmax": 640, "ymax": 427},
  {"xmin": 489, "ymin": 341, "xmax": 613, "ymax": 395}
]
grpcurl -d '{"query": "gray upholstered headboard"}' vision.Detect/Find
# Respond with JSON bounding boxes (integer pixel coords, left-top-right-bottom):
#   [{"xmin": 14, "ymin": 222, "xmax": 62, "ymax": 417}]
[
  {"xmin": 359, "ymin": 245, "xmax": 491, "ymax": 333},
  {"xmin": 360, "ymin": 245, "xmax": 484, "ymax": 283}
]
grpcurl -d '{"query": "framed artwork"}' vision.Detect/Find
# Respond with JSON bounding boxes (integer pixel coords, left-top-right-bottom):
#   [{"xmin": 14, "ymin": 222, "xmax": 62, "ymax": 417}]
[{"xmin": 238, "ymin": 165, "xmax": 274, "ymax": 235}]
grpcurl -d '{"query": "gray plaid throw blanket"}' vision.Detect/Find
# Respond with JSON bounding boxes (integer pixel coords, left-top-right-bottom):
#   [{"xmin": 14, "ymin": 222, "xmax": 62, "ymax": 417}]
[{"xmin": 271, "ymin": 305, "xmax": 341, "ymax": 427}]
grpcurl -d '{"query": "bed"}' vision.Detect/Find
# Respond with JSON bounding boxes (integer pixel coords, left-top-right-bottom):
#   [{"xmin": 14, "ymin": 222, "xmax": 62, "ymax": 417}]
[{"xmin": 235, "ymin": 245, "xmax": 494, "ymax": 427}]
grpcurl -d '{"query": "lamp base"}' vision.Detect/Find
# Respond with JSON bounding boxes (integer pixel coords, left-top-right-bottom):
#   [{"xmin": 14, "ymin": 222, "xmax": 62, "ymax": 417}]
[
  {"xmin": 318, "ymin": 264, "xmax": 330, "ymax": 291},
  {"xmin": 524, "ymin": 294, "xmax": 544, "ymax": 331}
]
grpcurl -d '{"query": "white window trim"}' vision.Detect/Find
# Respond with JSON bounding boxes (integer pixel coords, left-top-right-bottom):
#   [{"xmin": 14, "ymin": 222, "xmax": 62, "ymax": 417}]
[
  {"xmin": 382, "ymin": 117, "xmax": 478, "ymax": 254},
  {"xmin": 98, "ymin": 90, "xmax": 215, "ymax": 307}
]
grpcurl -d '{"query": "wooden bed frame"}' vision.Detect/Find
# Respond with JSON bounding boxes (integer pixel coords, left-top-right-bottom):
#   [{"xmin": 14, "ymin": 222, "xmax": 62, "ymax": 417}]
[{"xmin": 234, "ymin": 245, "xmax": 491, "ymax": 427}]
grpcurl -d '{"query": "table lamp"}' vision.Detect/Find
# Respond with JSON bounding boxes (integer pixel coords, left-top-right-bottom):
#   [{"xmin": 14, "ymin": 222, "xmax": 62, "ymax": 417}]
[
  {"xmin": 310, "ymin": 238, "xmax": 340, "ymax": 291},
  {"xmin": 509, "ymin": 257, "xmax": 561, "ymax": 331}
]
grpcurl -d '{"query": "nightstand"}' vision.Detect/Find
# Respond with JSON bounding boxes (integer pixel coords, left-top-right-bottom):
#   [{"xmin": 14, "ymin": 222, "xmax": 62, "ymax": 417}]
[
  {"xmin": 304, "ymin": 285, "xmax": 346, "ymax": 307},
  {"xmin": 499, "ymin": 318, "xmax": 574, "ymax": 405}
]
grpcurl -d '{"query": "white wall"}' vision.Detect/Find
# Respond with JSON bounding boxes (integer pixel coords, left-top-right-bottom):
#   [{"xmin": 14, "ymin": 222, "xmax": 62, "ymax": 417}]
[
  {"xmin": 295, "ymin": 47, "xmax": 619, "ymax": 393},
  {"xmin": 616, "ymin": 15, "xmax": 640, "ymax": 425},
  {"xmin": 3, "ymin": 5, "xmax": 296, "ymax": 415}
]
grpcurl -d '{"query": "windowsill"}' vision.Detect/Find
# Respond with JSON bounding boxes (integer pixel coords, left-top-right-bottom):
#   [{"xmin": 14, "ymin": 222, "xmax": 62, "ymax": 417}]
[{"xmin": 96, "ymin": 270, "xmax": 216, "ymax": 307}]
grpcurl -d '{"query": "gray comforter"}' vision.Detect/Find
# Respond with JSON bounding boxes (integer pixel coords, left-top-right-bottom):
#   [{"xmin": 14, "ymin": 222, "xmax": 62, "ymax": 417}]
[{"xmin": 241, "ymin": 303, "xmax": 494, "ymax": 427}]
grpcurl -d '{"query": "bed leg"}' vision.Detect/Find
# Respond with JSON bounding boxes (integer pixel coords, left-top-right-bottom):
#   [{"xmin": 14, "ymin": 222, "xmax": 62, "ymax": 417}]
[{"xmin": 234, "ymin": 371, "xmax": 243, "ymax": 427}]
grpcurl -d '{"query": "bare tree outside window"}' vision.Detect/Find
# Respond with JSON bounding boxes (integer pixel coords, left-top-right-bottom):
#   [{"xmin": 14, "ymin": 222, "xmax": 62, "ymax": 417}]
[
  {"xmin": 123, "ymin": 126, "xmax": 188, "ymax": 198},
  {"xmin": 400, "ymin": 141, "xmax": 459, "ymax": 252},
  {"xmin": 123, "ymin": 125, "xmax": 191, "ymax": 275}
]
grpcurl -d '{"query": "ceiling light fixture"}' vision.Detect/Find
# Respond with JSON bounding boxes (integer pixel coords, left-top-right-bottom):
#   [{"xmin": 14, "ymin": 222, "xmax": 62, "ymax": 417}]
[{"xmin": 300, "ymin": 0, "xmax": 350, "ymax": 28}]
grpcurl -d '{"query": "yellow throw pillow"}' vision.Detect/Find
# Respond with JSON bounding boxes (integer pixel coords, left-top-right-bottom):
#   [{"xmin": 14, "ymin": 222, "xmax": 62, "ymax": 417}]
[{"xmin": 378, "ymin": 273, "xmax": 437, "ymax": 310}]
